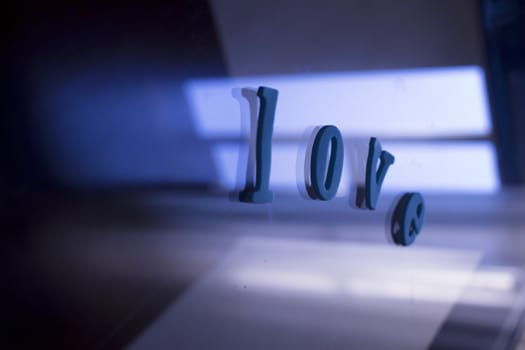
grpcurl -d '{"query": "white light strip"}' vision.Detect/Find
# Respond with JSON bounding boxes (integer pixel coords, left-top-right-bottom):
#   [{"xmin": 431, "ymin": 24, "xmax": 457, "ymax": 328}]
[
  {"xmin": 230, "ymin": 267, "xmax": 517, "ymax": 307},
  {"xmin": 232, "ymin": 268, "xmax": 338, "ymax": 295},
  {"xmin": 383, "ymin": 141, "xmax": 499, "ymax": 193},
  {"xmin": 184, "ymin": 66, "xmax": 491, "ymax": 138},
  {"xmin": 212, "ymin": 141, "xmax": 499, "ymax": 194}
]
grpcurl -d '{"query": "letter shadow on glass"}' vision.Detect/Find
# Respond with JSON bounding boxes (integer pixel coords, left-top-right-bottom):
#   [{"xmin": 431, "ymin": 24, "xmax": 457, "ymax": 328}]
[
  {"xmin": 229, "ymin": 87, "xmax": 258, "ymax": 202},
  {"xmin": 345, "ymin": 138, "xmax": 369, "ymax": 209},
  {"xmin": 297, "ymin": 126, "xmax": 322, "ymax": 200}
]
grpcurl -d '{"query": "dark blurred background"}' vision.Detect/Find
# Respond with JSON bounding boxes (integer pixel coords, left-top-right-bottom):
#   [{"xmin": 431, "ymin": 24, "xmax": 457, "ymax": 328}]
[{"xmin": 2, "ymin": 0, "xmax": 525, "ymax": 349}]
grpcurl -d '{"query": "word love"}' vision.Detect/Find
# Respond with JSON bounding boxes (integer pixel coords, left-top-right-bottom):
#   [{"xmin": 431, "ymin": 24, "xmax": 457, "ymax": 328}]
[{"xmin": 239, "ymin": 86, "xmax": 425, "ymax": 246}]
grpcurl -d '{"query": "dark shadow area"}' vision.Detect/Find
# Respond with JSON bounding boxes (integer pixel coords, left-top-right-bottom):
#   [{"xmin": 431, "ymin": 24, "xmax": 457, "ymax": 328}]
[
  {"xmin": 3, "ymin": 1, "xmax": 228, "ymax": 349},
  {"xmin": 3, "ymin": 0, "xmax": 226, "ymax": 190}
]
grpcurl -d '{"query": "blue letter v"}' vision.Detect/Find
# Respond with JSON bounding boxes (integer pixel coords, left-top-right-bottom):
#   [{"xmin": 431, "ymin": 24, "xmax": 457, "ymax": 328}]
[{"xmin": 365, "ymin": 137, "xmax": 395, "ymax": 210}]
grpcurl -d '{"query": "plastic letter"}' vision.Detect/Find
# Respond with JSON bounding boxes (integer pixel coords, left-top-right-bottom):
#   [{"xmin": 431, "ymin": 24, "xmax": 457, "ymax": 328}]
[
  {"xmin": 365, "ymin": 137, "xmax": 394, "ymax": 209},
  {"xmin": 240, "ymin": 86, "xmax": 278, "ymax": 203},
  {"xmin": 391, "ymin": 192, "xmax": 425, "ymax": 246},
  {"xmin": 309, "ymin": 125, "xmax": 344, "ymax": 200}
]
